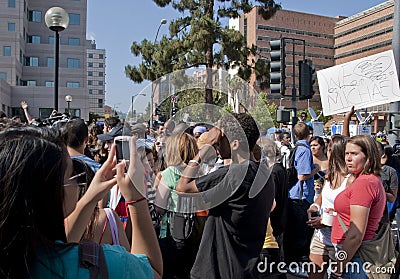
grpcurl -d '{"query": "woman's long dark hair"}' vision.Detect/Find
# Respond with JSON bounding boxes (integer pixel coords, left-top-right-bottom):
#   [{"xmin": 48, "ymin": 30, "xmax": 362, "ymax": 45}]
[
  {"xmin": 326, "ymin": 135, "xmax": 348, "ymax": 187},
  {"xmin": 0, "ymin": 127, "xmax": 68, "ymax": 278}
]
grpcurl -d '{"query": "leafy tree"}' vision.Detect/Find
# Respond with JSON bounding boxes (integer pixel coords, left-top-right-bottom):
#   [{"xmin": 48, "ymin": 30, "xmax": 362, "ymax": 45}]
[
  {"xmin": 125, "ymin": 0, "xmax": 281, "ymax": 110},
  {"xmin": 157, "ymin": 87, "xmax": 228, "ymax": 123},
  {"xmin": 249, "ymin": 92, "xmax": 276, "ymax": 134},
  {"xmin": 89, "ymin": 113, "xmax": 101, "ymax": 123}
]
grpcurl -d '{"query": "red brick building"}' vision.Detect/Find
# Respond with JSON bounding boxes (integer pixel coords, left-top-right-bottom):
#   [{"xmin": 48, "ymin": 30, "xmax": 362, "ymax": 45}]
[{"xmin": 238, "ymin": 8, "xmax": 342, "ymax": 110}]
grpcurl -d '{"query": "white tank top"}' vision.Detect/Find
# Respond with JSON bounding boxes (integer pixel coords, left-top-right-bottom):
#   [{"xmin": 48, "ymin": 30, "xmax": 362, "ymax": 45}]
[{"xmin": 316, "ymin": 174, "xmax": 350, "ymax": 246}]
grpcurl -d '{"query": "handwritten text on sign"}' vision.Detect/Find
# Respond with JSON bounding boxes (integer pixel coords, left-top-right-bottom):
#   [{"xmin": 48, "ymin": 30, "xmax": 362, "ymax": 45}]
[{"xmin": 317, "ymin": 50, "xmax": 400, "ymax": 116}]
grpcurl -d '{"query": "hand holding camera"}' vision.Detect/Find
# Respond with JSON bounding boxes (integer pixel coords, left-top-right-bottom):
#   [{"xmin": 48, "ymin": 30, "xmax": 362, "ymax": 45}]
[
  {"xmin": 116, "ymin": 135, "xmax": 146, "ymax": 201},
  {"xmin": 306, "ymin": 205, "xmax": 323, "ymax": 229}
]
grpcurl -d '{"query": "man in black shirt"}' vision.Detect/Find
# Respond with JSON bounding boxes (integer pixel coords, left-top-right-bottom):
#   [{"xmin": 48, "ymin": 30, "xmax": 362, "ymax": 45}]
[{"xmin": 176, "ymin": 113, "xmax": 275, "ymax": 278}]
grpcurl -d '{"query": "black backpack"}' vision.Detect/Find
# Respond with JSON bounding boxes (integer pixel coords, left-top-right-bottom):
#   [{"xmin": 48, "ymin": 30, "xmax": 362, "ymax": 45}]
[{"xmin": 287, "ymin": 143, "xmax": 307, "ymax": 188}]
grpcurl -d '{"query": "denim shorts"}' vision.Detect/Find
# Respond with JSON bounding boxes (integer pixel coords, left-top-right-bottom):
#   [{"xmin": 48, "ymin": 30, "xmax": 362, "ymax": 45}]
[{"xmin": 341, "ymin": 255, "xmax": 368, "ymax": 279}]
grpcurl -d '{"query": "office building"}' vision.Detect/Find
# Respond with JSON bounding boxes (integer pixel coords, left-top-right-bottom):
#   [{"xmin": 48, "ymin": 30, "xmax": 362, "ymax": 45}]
[
  {"xmin": 238, "ymin": 8, "xmax": 341, "ymax": 109},
  {"xmin": 334, "ymin": 0, "xmax": 394, "ymax": 118},
  {"xmin": 86, "ymin": 39, "xmax": 105, "ymax": 117},
  {"xmin": 0, "ymin": 0, "xmax": 88, "ymax": 120}
]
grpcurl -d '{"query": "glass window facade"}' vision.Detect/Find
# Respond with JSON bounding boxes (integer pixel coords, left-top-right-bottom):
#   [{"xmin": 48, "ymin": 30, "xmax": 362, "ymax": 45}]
[
  {"xmin": 3, "ymin": 46, "xmax": 11, "ymax": 56},
  {"xmin": 99, "ymin": 63, "xmax": 104, "ymax": 68},
  {"xmin": 28, "ymin": 10, "xmax": 41, "ymax": 22},
  {"xmin": 99, "ymin": 54, "xmax": 104, "ymax": 59},
  {"xmin": 88, "ymin": 53, "xmax": 93, "ymax": 58},
  {"xmin": 67, "ymin": 82, "xmax": 80, "ymax": 88},
  {"xmin": 45, "ymin": 81, "xmax": 54, "ymax": 87},
  {"xmin": 27, "ymin": 80, "xmax": 36, "ymax": 86},
  {"xmin": 69, "ymin": 14, "xmax": 80, "ymax": 25},
  {"xmin": 0, "ymin": 72, "xmax": 7, "ymax": 81},
  {"xmin": 68, "ymin": 38, "xmax": 80, "ymax": 46},
  {"xmin": 67, "ymin": 58, "xmax": 80, "ymax": 68},
  {"xmin": 8, "ymin": 23, "xmax": 15, "ymax": 31},
  {"xmin": 28, "ymin": 35, "xmax": 40, "ymax": 44},
  {"xmin": 39, "ymin": 108, "xmax": 53, "ymax": 119},
  {"xmin": 24, "ymin": 56, "xmax": 39, "ymax": 67},
  {"xmin": 47, "ymin": 57, "xmax": 54, "ymax": 67},
  {"xmin": 8, "ymin": 0, "xmax": 15, "ymax": 8}
]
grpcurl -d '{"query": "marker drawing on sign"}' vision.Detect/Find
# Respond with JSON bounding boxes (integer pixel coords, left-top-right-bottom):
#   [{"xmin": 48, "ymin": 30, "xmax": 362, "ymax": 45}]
[{"xmin": 317, "ymin": 50, "xmax": 400, "ymax": 116}]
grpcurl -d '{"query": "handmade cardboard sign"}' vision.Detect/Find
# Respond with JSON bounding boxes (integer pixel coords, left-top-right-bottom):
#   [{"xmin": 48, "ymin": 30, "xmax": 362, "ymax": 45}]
[{"xmin": 317, "ymin": 50, "xmax": 400, "ymax": 116}]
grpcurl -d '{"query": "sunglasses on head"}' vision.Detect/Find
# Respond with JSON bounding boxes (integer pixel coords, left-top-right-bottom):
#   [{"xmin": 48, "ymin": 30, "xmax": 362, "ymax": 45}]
[{"xmin": 155, "ymin": 141, "xmax": 164, "ymax": 146}]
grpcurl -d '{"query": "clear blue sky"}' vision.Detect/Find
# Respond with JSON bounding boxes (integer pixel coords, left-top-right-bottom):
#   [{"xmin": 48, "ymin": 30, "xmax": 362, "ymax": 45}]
[{"xmin": 86, "ymin": 0, "xmax": 387, "ymax": 113}]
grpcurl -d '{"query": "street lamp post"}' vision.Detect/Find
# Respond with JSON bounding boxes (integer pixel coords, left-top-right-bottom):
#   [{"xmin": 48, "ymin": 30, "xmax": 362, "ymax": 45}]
[
  {"xmin": 113, "ymin": 103, "xmax": 121, "ymax": 116},
  {"xmin": 45, "ymin": 7, "xmax": 69, "ymax": 112},
  {"xmin": 131, "ymin": 93, "xmax": 146, "ymax": 121},
  {"xmin": 150, "ymin": 19, "xmax": 167, "ymax": 130},
  {"xmin": 65, "ymin": 95, "xmax": 72, "ymax": 114}
]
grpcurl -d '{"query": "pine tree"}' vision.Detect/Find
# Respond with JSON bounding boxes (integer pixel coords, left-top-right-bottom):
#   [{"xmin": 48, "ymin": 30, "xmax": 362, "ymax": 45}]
[{"xmin": 125, "ymin": 0, "xmax": 281, "ymax": 111}]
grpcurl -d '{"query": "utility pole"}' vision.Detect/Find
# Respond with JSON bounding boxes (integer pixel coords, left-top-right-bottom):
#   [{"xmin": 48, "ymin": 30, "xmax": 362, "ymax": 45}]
[{"xmin": 388, "ymin": 0, "xmax": 400, "ymax": 146}]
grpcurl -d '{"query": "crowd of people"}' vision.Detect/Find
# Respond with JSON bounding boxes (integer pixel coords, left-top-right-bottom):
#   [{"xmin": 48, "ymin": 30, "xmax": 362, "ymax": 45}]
[{"xmin": 0, "ymin": 105, "xmax": 399, "ymax": 279}]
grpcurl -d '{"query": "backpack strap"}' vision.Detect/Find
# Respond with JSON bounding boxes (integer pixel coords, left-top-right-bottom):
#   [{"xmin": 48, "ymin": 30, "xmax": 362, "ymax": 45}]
[{"xmin": 79, "ymin": 239, "xmax": 109, "ymax": 279}]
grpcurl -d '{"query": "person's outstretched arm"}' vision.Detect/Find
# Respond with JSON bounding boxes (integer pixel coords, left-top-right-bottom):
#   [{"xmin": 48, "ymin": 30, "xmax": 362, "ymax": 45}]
[
  {"xmin": 117, "ymin": 136, "xmax": 163, "ymax": 279},
  {"xmin": 20, "ymin": 101, "xmax": 34, "ymax": 124},
  {"xmin": 342, "ymin": 106, "xmax": 355, "ymax": 137}
]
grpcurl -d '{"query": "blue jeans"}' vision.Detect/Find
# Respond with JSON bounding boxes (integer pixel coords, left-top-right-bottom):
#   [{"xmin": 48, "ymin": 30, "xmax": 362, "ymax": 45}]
[{"xmin": 342, "ymin": 255, "xmax": 368, "ymax": 279}]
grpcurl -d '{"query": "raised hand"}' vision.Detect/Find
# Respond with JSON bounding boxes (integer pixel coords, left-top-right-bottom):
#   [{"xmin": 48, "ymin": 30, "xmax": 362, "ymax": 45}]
[
  {"xmin": 20, "ymin": 101, "xmax": 28, "ymax": 110},
  {"xmin": 116, "ymin": 135, "xmax": 146, "ymax": 201}
]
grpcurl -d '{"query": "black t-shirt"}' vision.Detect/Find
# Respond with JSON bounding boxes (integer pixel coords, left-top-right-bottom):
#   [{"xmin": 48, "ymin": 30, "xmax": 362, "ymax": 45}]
[
  {"xmin": 269, "ymin": 162, "xmax": 288, "ymax": 238},
  {"xmin": 381, "ymin": 165, "xmax": 399, "ymax": 193},
  {"xmin": 190, "ymin": 161, "xmax": 275, "ymax": 279}
]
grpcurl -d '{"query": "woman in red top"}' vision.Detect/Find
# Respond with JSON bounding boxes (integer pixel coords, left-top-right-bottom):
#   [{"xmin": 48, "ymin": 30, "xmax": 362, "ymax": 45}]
[{"xmin": 331, "ymin": 135, "xmax": 386, "ymax": 278}]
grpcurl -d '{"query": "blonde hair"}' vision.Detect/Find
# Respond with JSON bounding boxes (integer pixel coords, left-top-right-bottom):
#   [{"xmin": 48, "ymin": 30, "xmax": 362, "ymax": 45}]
[{"xmin": 165, "ymin": 133, "xmax": 199, "ymax": 166}]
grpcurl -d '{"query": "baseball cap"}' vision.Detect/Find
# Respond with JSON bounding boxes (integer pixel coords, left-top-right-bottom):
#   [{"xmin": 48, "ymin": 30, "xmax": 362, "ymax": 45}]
[
  {"xmin": 193, "ymin": 126, "xmax": 207, "ymax": 134},
  {"xmin": 98, "ymin": 126, "xmax": 123, "ymax": 141}
]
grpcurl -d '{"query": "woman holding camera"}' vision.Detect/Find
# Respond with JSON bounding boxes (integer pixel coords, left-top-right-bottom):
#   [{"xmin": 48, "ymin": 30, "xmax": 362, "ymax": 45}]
[
  {"xmin": 0, "ymin": 127, "xmax": 162, "ymax": 278},
  {"xmin": 307, "ymin": 135, "xmax": 352, "ymax": 279}
]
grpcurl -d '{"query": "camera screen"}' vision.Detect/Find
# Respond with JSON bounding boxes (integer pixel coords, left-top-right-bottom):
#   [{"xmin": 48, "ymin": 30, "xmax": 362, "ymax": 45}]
[{"xmin": 115, "ymin": 137, "xmax": 131, "ymax": 162}]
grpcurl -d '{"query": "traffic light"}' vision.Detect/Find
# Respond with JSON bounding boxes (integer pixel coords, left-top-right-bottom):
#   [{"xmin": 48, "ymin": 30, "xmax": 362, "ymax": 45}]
[
  {"xmin": 276, "ymin": 109, "xmax": 291, "ymax": 123},
  {"xmin": 171, "ymin": 107, "xmax": 178, "ymax": 116},
  {"xmin": 155, "ymin": 105, "xmax": 161, "ymax": 116},
  {"xmin": 269, "ymin": 38, "xmax": 286, "ymax": 95},
  {"xmin": 299, "ymin": 59, "xmax": 316, "ymax": 100}
]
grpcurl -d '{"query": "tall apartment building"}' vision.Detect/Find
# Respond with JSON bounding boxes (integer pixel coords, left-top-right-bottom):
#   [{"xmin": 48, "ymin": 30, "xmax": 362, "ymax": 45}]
[
  {"xmin": 334, "ymin": 0, "xmax": 394, "ymax": 118},
  {"xmin": 238, "ymin": 8, "xmax": 341, "ymax": 109},
  {"xmin": 0, "ymin": 0, "xmax": 88, "ymax": 120},
  {"xmin": 86, "ymin": 39, "xmax": 105, "ymax": 117}
]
